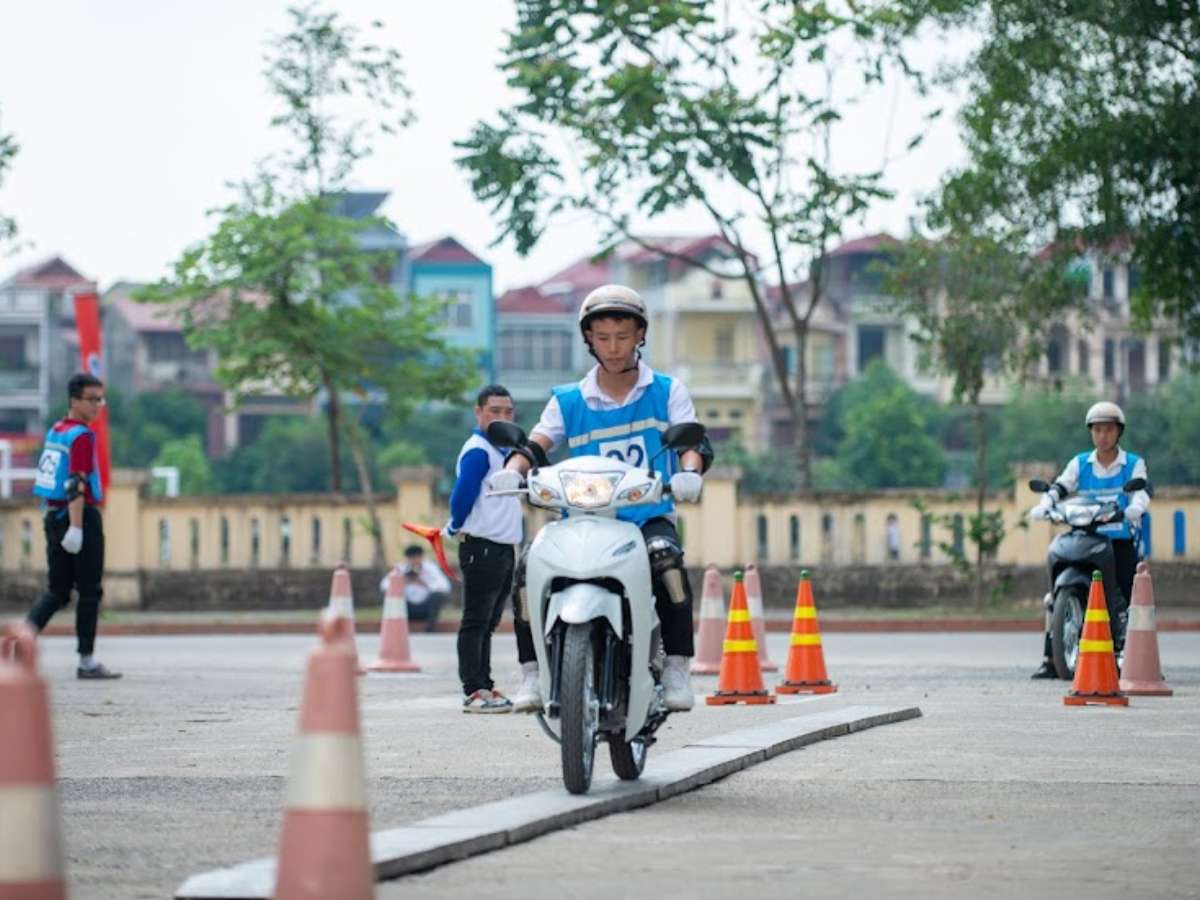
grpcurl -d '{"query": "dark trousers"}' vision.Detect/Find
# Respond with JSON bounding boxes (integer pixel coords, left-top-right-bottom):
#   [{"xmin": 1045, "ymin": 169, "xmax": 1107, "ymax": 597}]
[
  {"xmin": 407, "ymin": 591, "xmax": 445, "ymax": 633},
  {"xmin": 28, "ymin": 506, "xmax": 105, "ymax": 656},
  {"xmin": 457, "ymin": 537, "xmax": 515, "ymax": 695},
  {"xmin": 512, "ymin": 516, "xmax": 695, "ymax": 664}
]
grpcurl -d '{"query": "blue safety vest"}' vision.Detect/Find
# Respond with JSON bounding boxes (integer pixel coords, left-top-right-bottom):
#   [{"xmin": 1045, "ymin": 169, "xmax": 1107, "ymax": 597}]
[
  {"xmin": 554, "ymin": 373, "xmax": 677, "ymax": 524},
  {"xmin": 1075, "ymin": 450, "xmax": 1139, "ymax": 540},
  {"xmin": 32, "ymin": 423, "xmax": 103, "ymax": 507}
]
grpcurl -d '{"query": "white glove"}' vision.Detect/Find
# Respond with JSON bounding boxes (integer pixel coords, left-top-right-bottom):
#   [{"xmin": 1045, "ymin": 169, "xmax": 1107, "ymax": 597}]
[
  {"xmin": 1029, "ymin": 504, "xmax": 1050, "ymax": 521},
  {"xmin": 1124, "ymin": 504, "xmax": 1144, "ymax": 525},
  {"xmin": 61, "ymin": 525, "xmax": 83, "ymax": 554},
  {"xmin": 669, "ymin": 471, "xmax": 703, "ymax": 503},
  {"xmin": 440, "ymin": 522, "xmax": 459, "ymax": 540},
  {"xmin": 488, "ymin": 469, "xmax": 524, "ymax": 493}
]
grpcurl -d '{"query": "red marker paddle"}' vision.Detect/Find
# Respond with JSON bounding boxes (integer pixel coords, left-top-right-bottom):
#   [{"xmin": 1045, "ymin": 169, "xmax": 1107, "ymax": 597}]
[{"xmin": 401, "ymin": 522, "xmax": 458, "ymax": 581}]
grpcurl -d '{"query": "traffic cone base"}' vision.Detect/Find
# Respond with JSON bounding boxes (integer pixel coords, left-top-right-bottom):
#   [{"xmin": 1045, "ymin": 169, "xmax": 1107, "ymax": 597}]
[
  {"xmin": 1064, "ymin": 573, "xmax": 1127, "ymax": 708},
  {"xmin": 706, "ymin": 691, "xmax": 775, "ymax": 705},
  {"xmin": 706, "ymin": 574, "xmax": 773, "ymax": 705},
  {"xmin": 776, "ymin": 681, "xmax": 837, "ymax": 695},
  {"xmin": 1119, "ymin": 563, "xmax": 1173, "ymax": 697},
  {"xmin": 691, "ymin": 565, "xmax": 725, "ymax": 675}
]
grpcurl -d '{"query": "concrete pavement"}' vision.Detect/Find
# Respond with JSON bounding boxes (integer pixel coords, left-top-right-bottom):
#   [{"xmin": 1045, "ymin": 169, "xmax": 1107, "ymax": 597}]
[{"xmin": 28, "ymin": 630, "xmax": 1200, "ymax": 899}]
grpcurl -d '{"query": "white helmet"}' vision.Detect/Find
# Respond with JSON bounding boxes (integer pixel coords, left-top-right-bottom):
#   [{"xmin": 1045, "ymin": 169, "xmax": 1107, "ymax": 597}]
[
  {"xmin": 578, "ymin": 284, "xmax": 648, "ymax": 336},
  {"xmin": 1085, "ymin": 401, "xmax": 1125, "ymax": 428}
]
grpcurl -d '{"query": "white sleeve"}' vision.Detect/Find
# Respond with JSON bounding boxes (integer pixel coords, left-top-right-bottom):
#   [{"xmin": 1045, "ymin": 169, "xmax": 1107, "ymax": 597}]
[
  {"xmin": 1055, "ymin": 456, "xmax": 1080, "ymax": 495},
  {"xmin": 1127, "ymin": 457, "xmax": 1151, "ymax": 515},
  {"xmin": 667, "ymin": 379, "xmax": 698, "ymax": 426},
  {"xmin": 530, "ymin": 395, "xmax": 566, "ymax": 451},
  {"xmin": 423, "ymin": 560, "xmax": 452, "ymax": 594}
]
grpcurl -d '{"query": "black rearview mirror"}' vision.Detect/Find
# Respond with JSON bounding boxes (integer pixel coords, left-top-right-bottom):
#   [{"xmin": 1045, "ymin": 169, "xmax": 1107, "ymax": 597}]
[
  {"xmin": 662, "ymin": 422, "xmax": 706, "ymax": 449},
  {"xmin": 1122, "ymin": 477, "xmax": 1146, "ymax": 493},
  {"xmin": 1028, "ymin": 478, "xmax": 1050, "ymax": 493},
  {"xmin": 487, "ymin": 421, "xmax": 526, "ymax": 449}
]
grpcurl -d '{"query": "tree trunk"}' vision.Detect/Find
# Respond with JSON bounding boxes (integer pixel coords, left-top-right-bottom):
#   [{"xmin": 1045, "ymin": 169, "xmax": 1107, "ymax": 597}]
[
  {"xmin": 322, "ymin": 372, "xmax": 343, "ymax": 492},
  {"xmin": 972, "ymin": 399, "xmax": 987, "ymax": 608},
  {"xmin": 792, "ymin": 318, "xmax": 812, "ymax": 490},
  {"xmin": 347, "ymin": 423, "xmax": 388, "ymax": 571}
]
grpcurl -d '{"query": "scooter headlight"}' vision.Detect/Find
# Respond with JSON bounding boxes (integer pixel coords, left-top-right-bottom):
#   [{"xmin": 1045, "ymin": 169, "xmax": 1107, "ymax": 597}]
[
  {"xmin": 559, "ymin": 471, "xmax": 621, "ymax": 509},
  {"xmin": 1066, "ymin": 505, "xmax": 1101, "ymax": 527}
]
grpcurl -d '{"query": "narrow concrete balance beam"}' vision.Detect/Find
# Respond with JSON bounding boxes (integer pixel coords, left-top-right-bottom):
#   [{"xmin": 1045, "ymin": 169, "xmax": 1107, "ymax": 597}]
[{"xmin": 175, "ymin": 703, "xmax": 922, "ymax": 899}]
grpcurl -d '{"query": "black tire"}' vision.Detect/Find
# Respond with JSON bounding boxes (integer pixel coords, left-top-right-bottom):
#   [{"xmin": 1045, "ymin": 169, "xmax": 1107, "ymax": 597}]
[
  {"xmin": 609, "ymin": 736, "xmax": 648, "ymax": 780},
  {"xmin": 1051, "ymin": 587, "xmax": 1085, "ymax": 679},
  {"xmin": 560, "ymin": 623, "xmax": 598, "ymax": 795}
]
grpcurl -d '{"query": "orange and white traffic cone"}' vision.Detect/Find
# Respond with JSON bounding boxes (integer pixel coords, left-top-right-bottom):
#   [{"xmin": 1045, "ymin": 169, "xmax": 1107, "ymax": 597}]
[
  {"xmin": 706, "ymin": 572, "xmax": 775, "ymax": 706},
  {"xmin": 327, "ymin": 565, "xmax": 364, "ymax": 674},
  {"xmin": 0, "ymin": 621, "xmax": 66, "ymax": 900},
  {"xmin": 368, "ymin": 570, "xmax": 421, "ymax": 673},
  {"xmin": 1119, "ymin": 562, "xmax": 1173, "ymax": 697},
  {"xmin": 1064, "ymin": 572, "xmax": 1128, "ymax": 707},
  {"xmin": 275, "ymin": 611, "xmax": 375, "ymax": 900},
  {"xmin": 691, "ymin": 565, "xmax": 725, "ymax": 675},
  {"xmin": 744, "ymin": 564, "xmax": 778, "ymax": 673},
  {"xmin": 776, "ymin": 570, "xmax": 837, "ymax": 695}
]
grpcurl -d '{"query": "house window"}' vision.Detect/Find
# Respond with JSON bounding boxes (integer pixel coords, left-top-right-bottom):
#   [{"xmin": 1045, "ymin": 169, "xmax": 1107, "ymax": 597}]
[
  {"xmin": 1077, "ymin": 340, "xmax": 1090, "ymax": 377},
  {"xmin": 1159, "ymin": 339, "xmax": 1172, "ymax": 382},
  {"xmin": 436, "ymin": 290, "xmax": 473, "ymax": 328},
  {"xmin": 1102, "ymin": 267, "xmax": 1115, "ymax": 300},
  {"xmin": 728, "ymin": 408, "xmax": 742, "ymax": 419},
  {"xmin": 858, "ymin": 326, "xmax": 885, "ymax": 371},
  {"xmin": 0, "ymin": 335, "xmax": 24, "ymax": 367},
  {"xmin": 1128, "ymin": 266, "xmax": 1141, "ymax": 296},
  {"xmin": 146, "ymin": 332, "xmax": 203, "ymax": 364},
  {"xmin": 715, "ymin": 329, "xmax": 734, "ymax": 361},
  {"xmin": 499, "ymin": 328, "xmax": 572, "ymax": 372},
  {"xmin": 706, "ymin": 408, "xmax": 721, "ymax": 420},
  {"xmin": 1104, "ymin": 339, "xmax": 1115, "ymax": 379}
]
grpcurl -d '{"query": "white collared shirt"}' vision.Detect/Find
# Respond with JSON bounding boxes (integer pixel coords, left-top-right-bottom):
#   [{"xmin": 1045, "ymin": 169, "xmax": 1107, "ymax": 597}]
[
  {"xmin": 1055, "ymin": 448, "xmax": 1151, "ymax": 518},
  {"xmin": 531, "ymin": 360, "xmax": 697, "ymax": 453}
]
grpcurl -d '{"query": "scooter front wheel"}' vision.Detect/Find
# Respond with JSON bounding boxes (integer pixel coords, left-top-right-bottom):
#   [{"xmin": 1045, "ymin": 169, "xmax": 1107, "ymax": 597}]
[
  {"xmin": 560, "ymin": 623, "xmax": 599, "ymax": 794},
  {"xmin": 609, "ymin": 736, "xmax": 648, "ymax": 780},
  {"xmin": 1051, "ymin": 587, "xmax": 1084, "ymax": 679}
]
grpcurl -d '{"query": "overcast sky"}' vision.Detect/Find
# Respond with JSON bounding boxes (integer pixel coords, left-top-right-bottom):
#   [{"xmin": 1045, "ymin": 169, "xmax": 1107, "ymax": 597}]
[{"xmin": 0, "ymin": 1, "xmax": 968, "ymax": 295}]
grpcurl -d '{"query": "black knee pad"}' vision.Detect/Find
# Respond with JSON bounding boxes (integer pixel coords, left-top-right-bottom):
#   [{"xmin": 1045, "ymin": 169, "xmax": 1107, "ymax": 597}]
[
  {"xmin": 512, "ymin": 552, "xmax": 529, "ymax": 622},
  {"xmin": 647, "ymin": 535, "xmax": 689, "ymax": 605}
]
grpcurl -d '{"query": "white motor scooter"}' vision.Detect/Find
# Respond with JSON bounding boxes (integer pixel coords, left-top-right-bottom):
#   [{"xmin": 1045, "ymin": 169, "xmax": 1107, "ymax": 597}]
[{"xmin": 487, "ymin": 420, "xmax": 706, "ymax": 794}]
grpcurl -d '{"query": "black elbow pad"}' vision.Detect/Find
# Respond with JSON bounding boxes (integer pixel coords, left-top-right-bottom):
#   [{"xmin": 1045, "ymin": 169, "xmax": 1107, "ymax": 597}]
[
  {"xmin": 506, "ymin": 442, "xmax": 549, "ymax": 470},
  {"xmin": 682, "ymin": 435, "xmax": 715, "ymax": 474}
]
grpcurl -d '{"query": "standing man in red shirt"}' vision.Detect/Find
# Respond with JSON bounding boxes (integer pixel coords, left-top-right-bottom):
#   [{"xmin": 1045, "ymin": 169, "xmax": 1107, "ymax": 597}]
[{"xmin": 28, "ymin": 373, "xmax": 121, "ymax": 679}]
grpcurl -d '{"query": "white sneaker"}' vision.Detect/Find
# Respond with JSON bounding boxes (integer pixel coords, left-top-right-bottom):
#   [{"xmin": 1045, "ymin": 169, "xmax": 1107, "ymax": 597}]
[
  {"xmin": 512, "ymin": 662, "xmax": 543, "ymax": 713},
  {"xmin": 662, "ymin": 655, "xmax": 694, "ymax": 711}
]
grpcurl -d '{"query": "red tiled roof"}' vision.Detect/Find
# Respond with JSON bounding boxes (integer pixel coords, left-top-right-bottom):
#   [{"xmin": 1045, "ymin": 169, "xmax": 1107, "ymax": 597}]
[
  {"xmin": 3, "ymin": 256, "xmax": 95, "ymax": 291},
  {"xmin": 107, "ymin": 287, "xmax": 187, "ymax": 333},
  {"xmin": 827, "ymin": 233, "xmax": 899, "ymax": 258},
  {"xmin": 539, "ymin": 254, "xmax": 612, "ymax": 294},
  {"xmin": 409, "ymin": 236, "xmax": 487, "ymax": 265},
  {"xmin": 497, "ymin": 286, "xmax": 571, "ymax": 315}
]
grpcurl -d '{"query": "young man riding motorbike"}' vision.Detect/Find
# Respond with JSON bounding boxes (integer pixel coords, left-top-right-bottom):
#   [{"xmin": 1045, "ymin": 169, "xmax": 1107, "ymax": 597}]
[
  {"xmin": 1028, "ymin": 401, "xmax": 1151, "ymax": 679},
  {"xmin": 489, "ymin": 284, "xmax": 713, "ymax": 712}
]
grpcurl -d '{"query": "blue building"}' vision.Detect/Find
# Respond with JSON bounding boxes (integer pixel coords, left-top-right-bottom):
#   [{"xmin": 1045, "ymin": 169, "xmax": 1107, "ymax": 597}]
[{"xmin": 407, "ymin": 236, "xmax": 495, "ymax": 382}]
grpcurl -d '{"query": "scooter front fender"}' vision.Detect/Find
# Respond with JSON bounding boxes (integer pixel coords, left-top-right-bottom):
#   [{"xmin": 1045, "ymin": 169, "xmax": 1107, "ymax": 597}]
[{"xmin": 545, "ymin": 583, "xmax": 623, "ymax": 637}]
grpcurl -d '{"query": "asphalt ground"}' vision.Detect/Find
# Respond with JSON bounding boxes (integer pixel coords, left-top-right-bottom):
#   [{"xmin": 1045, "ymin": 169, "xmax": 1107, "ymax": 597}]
[{"xmin": 26, "ymin": 630, "xmax": 1200, "ymax": 900}]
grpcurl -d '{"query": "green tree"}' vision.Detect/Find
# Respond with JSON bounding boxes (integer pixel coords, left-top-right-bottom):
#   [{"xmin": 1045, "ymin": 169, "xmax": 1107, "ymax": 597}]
[
  {"xmin": 881, "ymin": 215, "xmax": 1078, "ymax": 603},
  {"xmin": 913, "ymin": 0, "xmax": 1200, "ymax": 337},
  {"xmin": 831, "ymin": 361, "xmax": 946, "ymax": 489},
  {"xmin": 0, "ymin": 106, "xmax": 16, "ymax": 247},
  {"xmin": 151, "ymin": 435, "xmax": 216, "ymax": 496},
  {"xmin": 1126, "ymin": 375, "xmax": 1200, "ymax": 487},
  {"xmin": 992, "ymin": 382, "xmax": 1094, "ymax": 483},
  {"xmin": 105, "ymin": 388, "xmax": 209, "ymax": 469},
  {"xmin": 141, "ymin": 4, "xmax": 472, "ymax": 567},
  {"xmin": 457, "ymin": 0, "xmax": 932, "ymax": 487},
  {"xmin": 216, "ymin": 416, "xmax": 354, "ymax": 493}
]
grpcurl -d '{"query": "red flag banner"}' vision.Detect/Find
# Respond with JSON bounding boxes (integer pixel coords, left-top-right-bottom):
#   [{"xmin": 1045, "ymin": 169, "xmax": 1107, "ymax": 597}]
[
  {"xmin": 401, "ymin": 522, "xmax": 458, "ymax": 581},
  {"xmin": 73, "ymin": 292, "xmax": 111, "ymax": 498}
]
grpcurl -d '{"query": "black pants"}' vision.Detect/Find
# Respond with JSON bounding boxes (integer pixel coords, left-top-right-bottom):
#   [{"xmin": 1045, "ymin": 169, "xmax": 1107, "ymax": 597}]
[
  {"xmin": 512, "ymin": 516, "xmax": 695, "ymax": 664},
  {"xmin": 28, "ymin": 506, "xmax": 105, "ymax": 656},
  {"xmin": 456, "ymin": 537, "xmax": 515, "ymax": 695}
]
